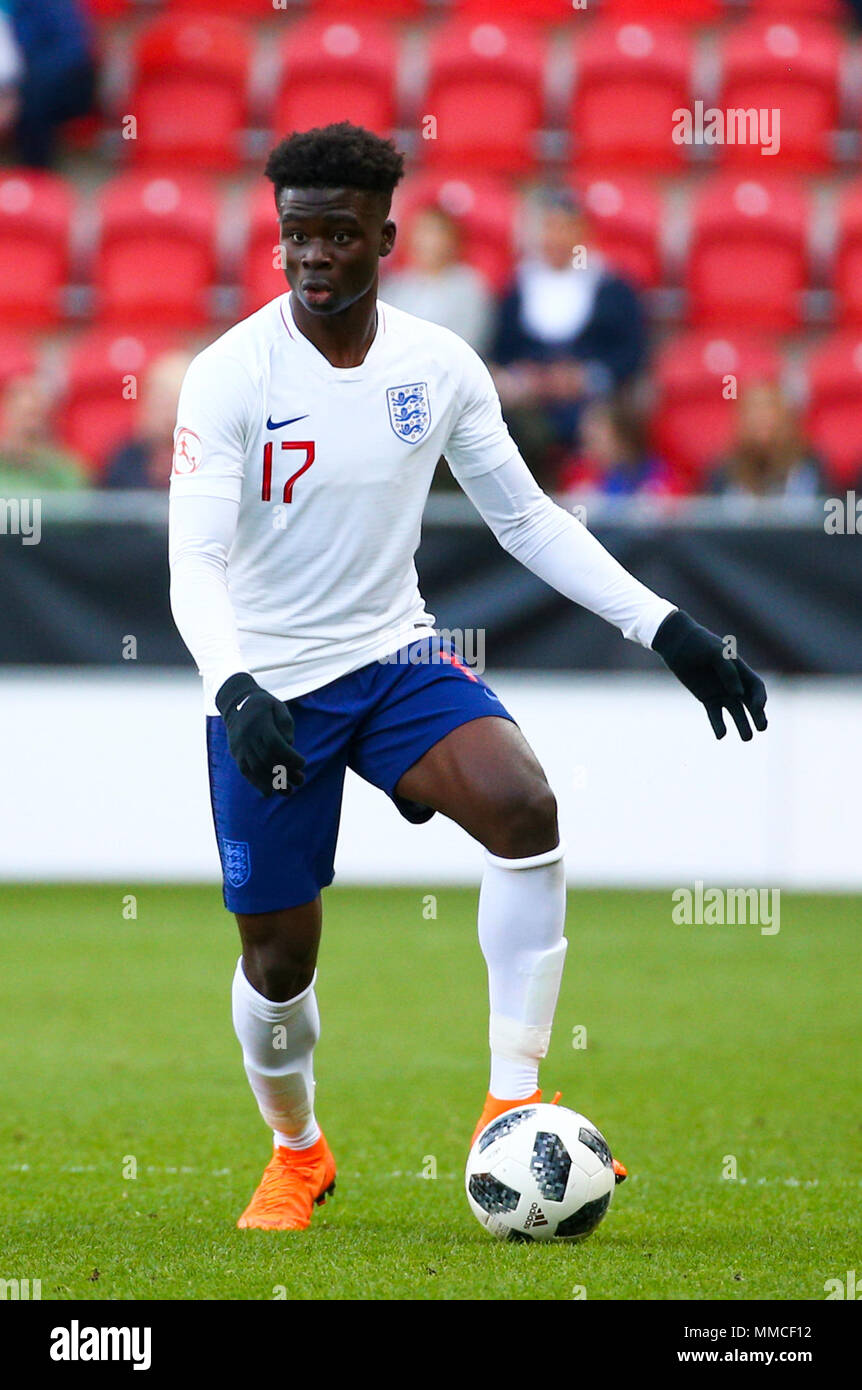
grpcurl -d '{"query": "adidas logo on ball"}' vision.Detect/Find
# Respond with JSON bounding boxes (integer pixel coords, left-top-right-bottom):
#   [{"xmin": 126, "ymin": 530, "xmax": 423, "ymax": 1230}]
[{"xmin": 524, "ymin": 1202, "xmax": 549, "ymax": 1229}]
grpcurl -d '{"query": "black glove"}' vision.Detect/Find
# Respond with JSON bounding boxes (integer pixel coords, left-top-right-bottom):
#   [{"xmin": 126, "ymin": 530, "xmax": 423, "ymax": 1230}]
[
  {"xmin": 216, "ymin": 673, "xmax": 306, "ymax": 798},
  {"xmin": 652, "ymin": 609, "xmax": 768, "ymax": 742}
]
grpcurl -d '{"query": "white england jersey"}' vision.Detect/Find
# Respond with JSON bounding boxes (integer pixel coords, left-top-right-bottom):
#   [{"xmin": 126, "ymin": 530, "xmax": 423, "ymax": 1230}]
[{"xmin": 170, "ymin": 293, "xmax": 517, "ymax": 707}]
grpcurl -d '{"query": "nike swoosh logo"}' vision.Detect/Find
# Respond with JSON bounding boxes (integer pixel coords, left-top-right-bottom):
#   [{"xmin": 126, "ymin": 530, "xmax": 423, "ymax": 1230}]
[
  {"xmin": 236, "ymin": 696, "xmax": 251, "ymax": 711},
  {"xmin": 266, "ymin": 414, "xmax": 309, "ymax": 430}
]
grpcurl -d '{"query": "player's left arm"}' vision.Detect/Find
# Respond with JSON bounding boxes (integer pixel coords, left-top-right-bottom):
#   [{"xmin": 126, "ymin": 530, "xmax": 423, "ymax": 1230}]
[{"xmin": 443, "ymin": 346, "xmax": 767, "ymax": 742}]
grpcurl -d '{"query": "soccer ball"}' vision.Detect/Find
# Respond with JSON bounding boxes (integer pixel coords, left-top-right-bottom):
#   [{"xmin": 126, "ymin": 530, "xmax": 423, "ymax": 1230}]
[{"xmin": 465, "ymin": 1103, "xmax": 617, "ymax": 1242}]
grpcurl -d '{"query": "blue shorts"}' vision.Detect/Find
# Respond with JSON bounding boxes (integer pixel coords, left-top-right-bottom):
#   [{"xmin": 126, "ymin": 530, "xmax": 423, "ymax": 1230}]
[{"xmin": 206, "ymin": 635, "xmax": 517, "ymax": 913}]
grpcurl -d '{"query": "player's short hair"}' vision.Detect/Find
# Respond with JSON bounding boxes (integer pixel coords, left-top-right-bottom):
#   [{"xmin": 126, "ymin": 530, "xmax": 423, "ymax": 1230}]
[{"xmin": 265, "ymin": 123, "xmax": 406, "ymax": 212}]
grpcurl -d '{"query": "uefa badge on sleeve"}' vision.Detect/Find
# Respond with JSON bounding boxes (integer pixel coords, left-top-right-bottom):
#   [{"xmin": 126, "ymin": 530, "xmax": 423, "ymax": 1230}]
[
  {"xmin": 386, "ymin": 382, "xmax": 431, "ymax": 443},
  {"xmin": 172, "ymin": 427, "xmax": 202, "ymax": 475}
]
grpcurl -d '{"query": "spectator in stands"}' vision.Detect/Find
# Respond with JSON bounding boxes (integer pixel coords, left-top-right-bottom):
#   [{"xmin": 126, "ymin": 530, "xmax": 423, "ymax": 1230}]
[
  {"xmin": 0, "ymin": 0, "xmax": 96, "ymax": 169},
  {"xmin": 708, "ymin": 382, "xmax": 825, "ymax": 499},
  {"xmin": 490, "ymin": 189, "xmax": 647, "ymax": 486},
  {"xmin": 381, "ymin": 205, "xmax": 493, "ymax": 354},
  {"xmin": 103, "ymin": 350, "xmax": 193, "ymax": 489},
  {"xmin": 558, "ymin": 394, "xmax": 673, "ymax": 499},
  {"xmin": 0, "ymin": 3, "xmax": 19, "ymax": 143},
  {"xmin": 0, "ymin": 372, "xmax": 89, "ymax": 492}
]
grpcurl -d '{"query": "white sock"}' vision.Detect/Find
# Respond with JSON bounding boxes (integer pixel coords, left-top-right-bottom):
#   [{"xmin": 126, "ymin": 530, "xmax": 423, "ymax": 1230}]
[
  {"xmin": 231, "ymin": 958, "xmax": 321, "ymax": 1151},
  {"xmin": 477, "ymin": 842, "xmax": 568, "ymax": 1100}
]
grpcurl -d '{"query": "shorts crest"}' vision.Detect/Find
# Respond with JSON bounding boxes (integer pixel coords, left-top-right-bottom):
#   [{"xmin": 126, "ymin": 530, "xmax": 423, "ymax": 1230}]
[
  {"xmin": 386, "ymin": 382, "xmax": 431, "ymax": 443},
  {"xmin": 222, "ymin": 838, "xmax": 251, "ymax": 888}
]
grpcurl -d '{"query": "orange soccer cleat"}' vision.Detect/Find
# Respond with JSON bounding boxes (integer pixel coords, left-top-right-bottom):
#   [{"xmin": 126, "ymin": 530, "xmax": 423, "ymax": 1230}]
[
  {"xmin": 236, "ymin": 1132, "xmax": 336, "ymax": 1231},
  {"xmin": 613, "ymin": 1158, "xmax": 628, "ymax": 1184},
  {"xmin": 470, "ymin": 1088, "xmax": 545, "ymax": 1148}
]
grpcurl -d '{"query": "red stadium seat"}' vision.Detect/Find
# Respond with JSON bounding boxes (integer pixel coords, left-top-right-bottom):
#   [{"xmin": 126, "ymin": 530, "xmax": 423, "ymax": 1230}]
[
  {"xmin": 834, "ymin": 184, "xmax": 862, "ymax": 327},
  {"xmin": 175, "ymin": 0, "xmax": 421, "ymax": 12},
  {"xmin": 0, "ymin": 172, "xmax": 73, "ymax": 327},
  {"xmin": 569, "ymin": 22, "xmax": 693, "ymax": 172},
  {"xmin": 600, "ymin": 0, "xmax": 720, "ymax": 18},
  {"xmin": 309, "ymin": 0, "xmax": 425, "ymax": 14},
  {"xmin": 422, "ymin": 20, "xmax": 547, "ymax": 174},
  {"xmin": 0, "ymin": 335, "xmax": 38, "ymax": 394},
  {"xmin": 716, "ymin": 21, "xmax": 842, "ymax": 172},
  {"xmin": 805, "ymin": 335, "xmax": 862, "ymax": 485},
  {"xmin": 654, "ymin": 332, "xmax": 782, "ymax": 482},
  {"xmin": 82, "ymin": 0, "xmax": 130, "ymax": 17},
  {"xmin": 749, "ymin": 0, "xmax": 842, "ymax": 19},
  {"xmin": 572, "ymin": 175, "xmax": 663, "ymax": 290},
  {"xmin": 240, "ymin": 183, "xmax": 287, "ymax": 319},
  {"xmin": 93, "ymin": 174, "xmax": 219, "ymax": 328},
  {"xmin": 686, "ymin": 177, "xmax": 809, "ymax": 330},
  {"xmin": 61, "ymin": 330, "xmax": 177, "ymax": 471},
  {"xmin": 271, "ymin": 19, "xmax": 398, "ymax": 141},
  {"xmin": 388, "ymin": 173, "xmax": 518, "ymax": 293},
  {"xmin": 127, "ymin": 15, "xmax": 251, "ymax": 170},
  {"xmin": 452, "ymin": 0, "xmax": 583, "ymax": 17},
  {"xmin": 168, "ymin": 0, "xmax": 288, "ymax": 13}
]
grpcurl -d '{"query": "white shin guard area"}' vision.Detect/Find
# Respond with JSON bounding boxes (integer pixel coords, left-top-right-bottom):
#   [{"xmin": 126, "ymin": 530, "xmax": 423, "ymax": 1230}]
[
  {"xmin": 230, "ymin": 959, "xmax": 321, "ymax": 1151},
  {"xmin": 478, "ymin": 842, "xmax": 568, "ymax": 1100}
]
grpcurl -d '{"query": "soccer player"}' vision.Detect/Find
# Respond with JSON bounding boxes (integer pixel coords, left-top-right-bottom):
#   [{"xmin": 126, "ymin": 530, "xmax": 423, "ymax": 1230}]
[{"xmin": 168, "ymin": 123, "xmax": 767, "ymax": 1231}]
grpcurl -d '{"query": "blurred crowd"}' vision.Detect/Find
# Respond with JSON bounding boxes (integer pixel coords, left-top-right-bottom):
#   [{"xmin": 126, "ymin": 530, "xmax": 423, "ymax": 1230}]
[
  {"xmin": 0, "ymin": 185, "xmax": 835, "ymax": 504},
  {"xmin": 0, "ymin": 0, "xmax": 847, "ymax": 503},
  {"xmin": 382, "ymin": 189, "xmax": 831, "ymax": 501},
  {"xmin": 0, "ymin": 0, "xmax": 96, "ymax": 169}
]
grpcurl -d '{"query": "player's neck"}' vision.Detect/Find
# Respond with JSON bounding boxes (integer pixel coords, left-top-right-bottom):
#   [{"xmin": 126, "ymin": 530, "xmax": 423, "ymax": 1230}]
[{"xmin": 289, "ymin": 288, "xmax": 379, "ymax": 369}]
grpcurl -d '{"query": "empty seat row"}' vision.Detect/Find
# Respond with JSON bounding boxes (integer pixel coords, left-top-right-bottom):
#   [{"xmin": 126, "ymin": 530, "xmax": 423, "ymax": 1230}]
[
  {"xmin": 83, "ymin": 0, "xmax": 845, "ymax": 23},
  {"xmin": 81, "ymin": 14, "xmax": 857, "ymax": 173},
  {"xmin": 6, "ymin": 169, "xmax": 862, "ymax": 331},
  {"xmin": 0, "ymin": 171, "xmax": 224, "ymax": 329}
]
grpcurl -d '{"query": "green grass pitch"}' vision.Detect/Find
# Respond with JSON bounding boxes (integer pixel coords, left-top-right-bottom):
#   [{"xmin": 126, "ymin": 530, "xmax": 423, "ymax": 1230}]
[{"xmin": 0, "ymin": 883, "xmax": 858, "ymax": 1301}]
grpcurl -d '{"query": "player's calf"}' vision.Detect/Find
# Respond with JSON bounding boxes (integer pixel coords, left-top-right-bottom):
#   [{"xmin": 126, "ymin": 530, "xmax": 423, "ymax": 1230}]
[{"xmin": 236, "ymin": 900, "xmax": 321, "ymax": 1001}]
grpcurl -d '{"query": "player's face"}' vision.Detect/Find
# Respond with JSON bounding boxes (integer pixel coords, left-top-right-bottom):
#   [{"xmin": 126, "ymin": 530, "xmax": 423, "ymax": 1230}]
[{"xmin": 275, "ymin": 187, "xmax": 395, "ymax": 315}]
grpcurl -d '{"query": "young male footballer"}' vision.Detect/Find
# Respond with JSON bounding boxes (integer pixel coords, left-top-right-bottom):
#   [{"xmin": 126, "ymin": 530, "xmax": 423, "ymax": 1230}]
[{"xmin": 168, "ymin": 123, "xmax": 768, "ymax": 1231}]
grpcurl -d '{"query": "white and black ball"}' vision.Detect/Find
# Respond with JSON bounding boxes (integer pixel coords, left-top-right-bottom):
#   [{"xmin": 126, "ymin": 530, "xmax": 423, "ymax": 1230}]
[{"xmin": 466, "ymin": 1103, "xmax": 618, "ymax": 1242}]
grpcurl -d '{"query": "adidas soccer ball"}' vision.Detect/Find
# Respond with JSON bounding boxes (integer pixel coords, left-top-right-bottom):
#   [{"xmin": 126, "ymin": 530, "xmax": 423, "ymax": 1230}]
[{"xmin": 465, "ymin": 1103, "xmax": 617, "ymax": 1242}]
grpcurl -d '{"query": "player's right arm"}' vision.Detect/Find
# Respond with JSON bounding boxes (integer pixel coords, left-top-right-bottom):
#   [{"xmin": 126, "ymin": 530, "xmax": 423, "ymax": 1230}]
[
  {"xmin": 168, "ymin": 350, "xmax": 304, "ymax": 797},
  {"xmin": 168, "ymin": 348, "xmax": 251, "ymax": 693}
]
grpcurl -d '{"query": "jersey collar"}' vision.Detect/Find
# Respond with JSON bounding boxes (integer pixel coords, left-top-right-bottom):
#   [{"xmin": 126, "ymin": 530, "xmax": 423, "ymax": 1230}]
[{"xmin": 280, "ymin": 292, "xmax": 387, "ymax": 380}]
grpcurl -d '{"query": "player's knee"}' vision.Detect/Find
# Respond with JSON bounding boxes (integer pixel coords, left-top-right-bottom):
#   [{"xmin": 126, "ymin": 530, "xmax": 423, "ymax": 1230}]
[{"xmin": 485, "ymin": 779, "xmax": 558, "ymax": 859}]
